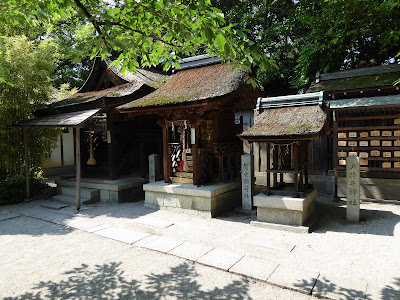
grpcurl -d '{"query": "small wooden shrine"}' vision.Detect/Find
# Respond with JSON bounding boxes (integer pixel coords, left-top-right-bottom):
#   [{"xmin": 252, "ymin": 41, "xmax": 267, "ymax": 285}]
[
  {"xmin": 308, "ymin": 64, "xmax": 400, "ymax": 200},
  {"xmin": 118, "ymin": 55, "xmax": 258, "ymax": 186},
  {"xmin": 240, "ymin": 92, "xmax": 329, "ymax": 197},
  {"xmin": 19, "ymin": 56, "xmax": 168, "ymax": 206}
]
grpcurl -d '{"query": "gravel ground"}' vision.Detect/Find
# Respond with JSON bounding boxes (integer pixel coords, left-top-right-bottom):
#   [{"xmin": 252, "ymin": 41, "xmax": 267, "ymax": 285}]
[
  {"xmin": 1, "ymin": 194, "xmax": 400, "ymax": 299},
  {"xmin": 0, "ymin": 213, "xmax": 314, "ymax": 300}
]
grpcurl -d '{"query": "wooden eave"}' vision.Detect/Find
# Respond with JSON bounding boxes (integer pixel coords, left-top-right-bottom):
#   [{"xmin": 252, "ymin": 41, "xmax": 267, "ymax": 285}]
[{"xmin": 239, "ymin": 133, "xmax": 320, "ymax": 142}]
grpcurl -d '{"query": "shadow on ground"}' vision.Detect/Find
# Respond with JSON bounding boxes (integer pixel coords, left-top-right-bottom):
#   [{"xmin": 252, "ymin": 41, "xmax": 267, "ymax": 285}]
[
  {"xmin": 294, "ymin": 276, "xmax": 400, "ymax": 300},
  {"xmin": 3, "ymin": 261, "xmax": 252, "ymax": 300},
  {"xmin": 312, "ymin": 199, "xmax": 400, "ymax": 236}
]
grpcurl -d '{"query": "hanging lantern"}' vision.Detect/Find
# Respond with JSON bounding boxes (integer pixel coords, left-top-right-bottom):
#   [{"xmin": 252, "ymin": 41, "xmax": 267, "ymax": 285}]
[{"xmin": 86, "ymin": 130, "xmax": 97, "ymax": 165}]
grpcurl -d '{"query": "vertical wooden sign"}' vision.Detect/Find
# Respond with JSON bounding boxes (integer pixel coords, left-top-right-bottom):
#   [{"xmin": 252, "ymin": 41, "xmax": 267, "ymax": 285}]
[{"xmin": 346, "ymin": 155, "xmax": 360, "ymax": 222}]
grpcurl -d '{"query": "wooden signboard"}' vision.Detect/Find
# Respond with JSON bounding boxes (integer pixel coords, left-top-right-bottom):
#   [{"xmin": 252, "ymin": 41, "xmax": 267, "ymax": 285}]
[
  {"xmin": 359, "ymin": 141, "xmax": 368, "ymax": 147},
  {"xmin": 382, "ymin": 141, "xmax": 393, "ymax": 147},
  {"xmin": 382, "ymin": 162, "xmax": 392, "ymax": 168},
  {"xmin": 360, "ymin": 158, "xmax": 369, "ymax": 166},
  {"xmin": 394, "ymin": 162, "xmax": 400, "ymax": 168},
  {"xmin": 349, "ymin": 132, "xmax": 357, "ymax": 137},
  {"xmin": 394, "ymin": 130, "xmax": 400, "ymax": 136},
  {"xmin": 338, "ymin": 152, "xmax": 347, "ymax": 158},
  {"xmin": 382, "ymin": 131, "xmax": 392, "ymax": 137},
  {"xmin": 338, "ymin": 141, "xmax": 347, "ymax": 146},
  {"xmin": 394, "ymin": 118, "xmax": 400, "ymax": 125},
  {"xmin": 338, "ymin": 133, "xmax": 347, "ymax": 138},
  {"xmin": 359, "ymin": 152, "xmax": 369, "ymax": 158},
  {"xmin": 370, "ymin": 140, "xmax": 380, "ymax": 146},
  {"xmin": 370, "ymin": 130, "xmax": 380, "ymax": 137},
  {"xmin": 371, "ymin": 150, "xmax": 380, "ymax": 156},
  {"xmin": 360, "ymin": 132, "xmax": 369, "ymax": 138},
  {"xmin": 383, "ymin": 152, "xmax": 392, "ymax": 158},
  {"xmin": 339, "ymin": 159, "xmax": 346, "ymax": 166},
  {"xmin": 394, "ymin": 151, "xmax": 400, "ymax": 158},
  {"xmin": 349, "ymin": 152, "xmax": 358, "ymax": 156},
  {"xmin": 394, "ymin": 140, "xmax": 400, "ymax": 147},
  {"xmin": 348, "ymin": 141, "xmax": 358, "ymax": 147}
]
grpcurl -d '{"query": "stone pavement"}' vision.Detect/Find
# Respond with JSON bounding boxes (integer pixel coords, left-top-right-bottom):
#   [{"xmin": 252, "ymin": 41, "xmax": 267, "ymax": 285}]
[{"xmin": 3, "ymin": 196, "xmax": 400, "ymax": 300}]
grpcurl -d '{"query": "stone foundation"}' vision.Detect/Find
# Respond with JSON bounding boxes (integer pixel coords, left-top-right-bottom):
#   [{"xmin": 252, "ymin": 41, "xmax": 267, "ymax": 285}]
[
  {"xmin": 253, "ymin": 189, "xmax": 317, "ymax": 226},
  {"xmin": 143, "ymin": 181, "xmax": 241, "ymax": 217},
  {"xmin": 338, "ymin": 177, "xmax": 400, "ymax": 201}
]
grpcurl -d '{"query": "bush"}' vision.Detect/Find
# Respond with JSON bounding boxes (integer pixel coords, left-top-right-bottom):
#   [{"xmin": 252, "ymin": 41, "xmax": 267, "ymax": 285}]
[{"xmin": 0, "ymin": 171, "xmax": 46, "ymax": 205}]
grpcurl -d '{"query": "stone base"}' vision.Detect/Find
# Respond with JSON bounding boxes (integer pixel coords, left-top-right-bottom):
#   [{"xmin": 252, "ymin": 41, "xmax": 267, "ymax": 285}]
[
  {"xmin": 253, "ymin": 188, "xmax": 317, "ymax": 226},
  {"xmin": 143, "ymin": 181, "xmax": 241, "ymax": 218},
  {"xmin": 338, "ymin": 177, "xmax": 400, "ymax": 201},
  {"xmin": 55, "ymin": 176, "xmax": 147, "ymax": 203}
]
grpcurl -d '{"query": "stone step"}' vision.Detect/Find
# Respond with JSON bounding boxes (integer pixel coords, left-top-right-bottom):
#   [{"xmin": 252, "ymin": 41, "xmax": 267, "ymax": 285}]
[
  {"xmin": 55, "ymin": 178, "xmax": 146, "ymax": 192},
  {"xmin": 170, "ymin": 177, "xmax": 193, "ymax": 184},
  {"xmin": 57, "ymin": 186, "xmax": 100, "ymax": 200},
  {"xmin": 52, "ymin": 194, "xmax": 98, "ymax": 205}
]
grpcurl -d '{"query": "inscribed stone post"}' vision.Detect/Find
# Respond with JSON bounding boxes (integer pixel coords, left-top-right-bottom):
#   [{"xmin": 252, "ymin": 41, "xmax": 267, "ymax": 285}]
[
  {"xmin": 241, "ymin": 154, "xmax": 254, "ymax": 210},
  {"xmin": 149, "ymin": 154, "xmax": 160, "ymax": 183},
  {"xmin": 346, "ymin": 155, "xmax": 360, "ymax": 221}
]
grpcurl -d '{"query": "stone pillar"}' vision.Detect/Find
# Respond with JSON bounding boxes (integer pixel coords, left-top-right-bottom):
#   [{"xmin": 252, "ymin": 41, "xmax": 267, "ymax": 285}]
[
  {"xmin": 241, "ymin": 154, "xmax": 254, "ymax": 210},
  {"xmin": 346, "ymin": 155, "xmax": 360, "ymax": 221},
  {"xmin": 149, "ymin": 154, "xmax": 160, "ymax": 183}
]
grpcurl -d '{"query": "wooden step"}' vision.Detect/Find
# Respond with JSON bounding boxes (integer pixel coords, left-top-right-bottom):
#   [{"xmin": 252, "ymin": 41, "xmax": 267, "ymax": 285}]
[
  {"xmin": 173, "ymin": 172, "xmax": 193, "ymax": 179},
  {"xmin": 170, "ymin": 177, "xmax": 194, "ymax": 184}
]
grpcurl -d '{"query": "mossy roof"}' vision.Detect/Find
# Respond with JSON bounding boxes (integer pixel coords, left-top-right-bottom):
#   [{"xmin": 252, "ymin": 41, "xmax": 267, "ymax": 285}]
[
  {"xmin": 48, "ymin": 82, "xmax": 144, "ymax": 109},
  {"xmin": 308, "ymin": 72, "xmax": 400, "ymax": 92},
  {"xmin": 241, "ymin": 105, "xmax": 326, "ymax": 138},
  {"xmin": 117, "ymin": 63, "xmax": 246, "ymax": 110}
]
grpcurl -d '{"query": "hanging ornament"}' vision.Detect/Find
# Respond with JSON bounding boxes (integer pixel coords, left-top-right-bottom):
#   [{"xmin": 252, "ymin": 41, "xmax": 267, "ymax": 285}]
[{"xmin": 86, "ymin": 130, "xmax": 97, "ymax": 166}]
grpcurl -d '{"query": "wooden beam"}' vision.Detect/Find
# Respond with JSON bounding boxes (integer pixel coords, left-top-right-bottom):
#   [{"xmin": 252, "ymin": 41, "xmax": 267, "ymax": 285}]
[
  {"xmin": 333, "ymin": 111, "xmax": 338, "ymax": 199},
  {"xmin": 75, "ymin": 126, "xmax": 81, "ymax": 211},
  {"xmin": 23, "ymin": 127, "xmax": 30, "ymax": 200}
]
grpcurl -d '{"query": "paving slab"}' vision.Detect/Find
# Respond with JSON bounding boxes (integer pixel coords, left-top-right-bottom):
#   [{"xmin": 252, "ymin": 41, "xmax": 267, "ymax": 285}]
[
  {"xmin": 135, "ymin": 235, "xmax": 182, "ymax": 253},
  {"xmin": 313, "ymin": 275, "xmax": 368, "ymax": 300},
  {"xmin": 40, "ymin": 201, "xmax": 70, "ymax": 210},
  {"xmin": 83, "ymin": 223, "xmax": 112, "ymax": 233},
  {"xmin": 229, "ymin": 255, "xmax": 279, "ymax": 281},
  {"xmin": 197, "ymin": 248, "xmax": 244, "ymax": 271},
  {"xmin": 169, "ymin": 242, "xmax": 213, "ymax": 261},
  {"xmin": 267, "ymin": 264, "xmax": 319, "ymax": 294},
  {"xmin": 94, "ymin": 226, "xmax": 151, "ymax": 244},
  {"xmin": 366, "ymin": 280, "xmax": 400, "ymax": 300},
  {"xmin": 0, "ymin": 212, "xmax": 20, "ymax": 221},
  {"xmin": 242, "ymin": 236, "xmax": 296, "ymax": 252},
  {"xmin": 130, "ymin": 216, "xmax": 174, "ymax": 229}
]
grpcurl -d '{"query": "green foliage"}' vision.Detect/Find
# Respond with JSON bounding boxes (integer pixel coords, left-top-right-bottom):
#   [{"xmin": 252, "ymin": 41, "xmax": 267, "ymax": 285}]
[
  {"xmin": 215, "ymin": 0, "xmax": 400, "ymax": 92},
  {"xmin": 0, "ymin": 0, "xmax": 273, "ymax": 85},
  {"xmin": 55, "ymin": 83, "xmax": 79, "ymax": 102},
  {"xmin": 0, "ymin": 35, "xmax": 59, "ymax": 174},
  {"xmin": 0, "ymin": 170, "xmax": 45, "ymax": 205}
]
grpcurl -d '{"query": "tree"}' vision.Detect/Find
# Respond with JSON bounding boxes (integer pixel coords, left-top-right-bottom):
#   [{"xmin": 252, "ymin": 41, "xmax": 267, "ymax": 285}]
[
  {"xmin": 215, "ymin": 0, "xmax": 400, "ymax": 92},
  {"xmin": 1, "ymin": 0, "xmax": 273, "ymax": 87},
  {"xmin": 0, "ymin": 35, "xmax": 59, "ymax": 174}
]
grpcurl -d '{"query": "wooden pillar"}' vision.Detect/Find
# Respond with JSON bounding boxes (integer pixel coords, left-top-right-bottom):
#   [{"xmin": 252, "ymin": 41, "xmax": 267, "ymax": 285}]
[
  {"xmin": 162, "ymin": 123, "xmax": 171, "ymax": 183},
  {"xmin": 272, "ymin": 144, "xmax": 278, "ymax": 188},
  {"xmin": 254, "ymin": 142, "xmax": 260, "ymax": 172},
  {"xmin": 260, "ymin": 142, "xmax": 268, "ymax": 172},
  {"xmin": 192, "ymin": 124, "xmax": 201, "ymax": 186},
  {"xmin": 139, "ymin": 139, "xmax": 145, "ymax": 178},
  {"xmin": 266, "ymin": 142, "xmax": 271, "ymax": 193},
  {"xmin": 305, "ymin": 141, "xmax": 309, "ymax": 187},
  {"xmin": 23, "ymin": 127, "xmax": 30, "ymax": 200},
  {"xmin": 333, "ymin": 110, "xmax": 338, "ymax": 199},
  {"xmin": 75, "ymin": 126, "xmax": 81, "ymax": 211},
  {"xmin": 299, "ymin": 142, "xmax": 304, "ymax": 191},
  {"xmin": 107, "ymin": 113, "xmax": 118, "ymax": 179},
  {"xmin": 293, "ymin": 142, "xmax": 299, "ymax": 193}
]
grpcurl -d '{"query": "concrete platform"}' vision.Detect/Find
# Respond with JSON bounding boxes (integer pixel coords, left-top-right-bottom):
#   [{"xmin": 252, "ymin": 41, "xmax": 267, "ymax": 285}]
[
  {"xmin": 254, "ymin": 189, "xmax": 317, "ymax": 227},
  {"xmin": 143, "ymin": 181, "xmax": 241, "ymax": 217}
]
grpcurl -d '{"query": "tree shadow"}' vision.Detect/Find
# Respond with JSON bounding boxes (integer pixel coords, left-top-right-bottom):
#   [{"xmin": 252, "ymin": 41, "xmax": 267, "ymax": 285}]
[
  {"xmin": 3, "ymin": 261, "xmax": 252, "ymax": 300},
  {"xmin": 294, "ymin": 275, "xmax": 400, "ymax": 300}
]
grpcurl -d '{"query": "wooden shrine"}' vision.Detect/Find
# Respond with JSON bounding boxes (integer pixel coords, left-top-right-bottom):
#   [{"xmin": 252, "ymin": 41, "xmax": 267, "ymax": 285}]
[{"xmin": 240, "ymin": 93, "xmax": 329, "ymax": 197}]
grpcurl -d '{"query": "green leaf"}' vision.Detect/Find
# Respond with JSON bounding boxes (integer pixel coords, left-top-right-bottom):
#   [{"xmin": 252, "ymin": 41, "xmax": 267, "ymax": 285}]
[{"xmin": 205, "ymin": 27, "xmax": 213, "ymax": 42}]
